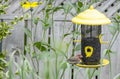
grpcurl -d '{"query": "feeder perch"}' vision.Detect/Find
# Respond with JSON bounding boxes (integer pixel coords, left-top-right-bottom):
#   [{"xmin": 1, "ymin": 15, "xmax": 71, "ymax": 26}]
[{"xmin": 71, "ymin": 6, "xmax": 111, "ymax": 68}]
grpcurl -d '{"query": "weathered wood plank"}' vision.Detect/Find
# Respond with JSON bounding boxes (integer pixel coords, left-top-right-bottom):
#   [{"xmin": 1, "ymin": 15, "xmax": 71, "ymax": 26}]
[
  {"xmin": 96, "ymin": 0, "xmax": 116, "ymax": 12},
  {"xmin": 6, "ymin": 0, "xmax": 20, "ymax": 14},
  {"xmin": 106, "ymin": 1, "xmax": 120, "ymax": 17}
]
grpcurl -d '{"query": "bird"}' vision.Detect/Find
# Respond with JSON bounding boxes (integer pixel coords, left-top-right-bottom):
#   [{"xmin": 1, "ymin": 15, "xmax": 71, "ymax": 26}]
[{"xmin": 67, "ymin": 54, "xmax": 83, "ymax": 64}]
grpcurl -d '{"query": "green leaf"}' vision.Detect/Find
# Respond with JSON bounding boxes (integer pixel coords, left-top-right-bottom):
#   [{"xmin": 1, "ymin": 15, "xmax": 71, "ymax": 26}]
[
  {"xmin": 34, "ymin": 41, "xmax": 56, "ymax": 52},
  {"xmin": 25, "ymin": 45, "xmax": 30, "ymax": 53},
  {"xmin": 45, "ymin": 12, "xmax": 49, "ymax": 19},
  {"xmin": 10, "ymin": 21, "xmax": 17, "ymax": 25},
  {"xmin": 116, "ymin": 13, "xmax": 120, "ymax": 20},
  {"xmin": 34, "ymin": 42, "xmax": 47, "ymax": 52},
  {"xmin": 0, "ymin": 10, "xmax": 6, "ymax": 14},
  {"xmin": 0, "ymin": 66, "xmax": 4, "ymax": 70},
  {"xmin": 23, "ymin": 27, "xmax": 32, "ymax": 39},
  {"xmin": 15, "ymin": 70, "xmax": 19, "ymax": 75},
  {"xmin": 14, "ymin": 16, "xmax": 19, "ymax": 21},
  {"xmin": 5, "ymin": 0, "xmax": 8, "ymax": 2},
  {"xmin": 75, "ymin": 44, "xmax": 81, "ymax": 51},
  {"xmin": 19, "ymin": 16, "xmax": 24, "ymax": 21},
  {"xmin": 63, "ymin": 3, "xmax": 72, "ymax": 14},
  {"xmin": 53, "ymin": 6, "xmax": 63, "ymax": 12},
  {"xmin": 33, "ymin": 17, "xmax": 40, "ymax": 25},
  {"xmin": 0, "ymin": 52, "xmax": 6, "ymax": 58},
  {"xmin": 41, "ymin": 19, "xmax": 50, "ymax": 30},
  {"xmin": 46, "ymin": 8, "xmax": 52, "ymax": 13},
  {"xmin": 77, "ymin": 8, "xmax": 81, "ymax": 14},
  {"xmin": 63, "ymin": 33, "xmax": 71, "ymax": 39},
  {"xmin": 77, "ymin": 1, "xmax": 83, "ymax": 8},
  {"xmin": 60, "ymin": 62, "xmax": 67, "ymax": 69},
  {"xmin": 105, "ymin": 49, "xmax": 112, "ymax": 55}
]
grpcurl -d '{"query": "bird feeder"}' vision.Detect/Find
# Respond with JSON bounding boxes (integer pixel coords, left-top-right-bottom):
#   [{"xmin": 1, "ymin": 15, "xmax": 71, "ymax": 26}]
[{"xmin": 71, "ymin": 6, "xmax": 111, "ymax": 67}]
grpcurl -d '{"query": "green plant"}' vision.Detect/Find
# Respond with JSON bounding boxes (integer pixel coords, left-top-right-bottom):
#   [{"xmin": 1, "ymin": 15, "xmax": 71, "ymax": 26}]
[
  {"xmin": 6, "ymin": 1, "xmax": 72, "ymax": 79},
  {"xmin": 0, "ymin": 0, "xmax": 8, "ymax": 40},
  {"xmin": 0, "ymin": 0, "xmax": 8, "ymax": 15},
  {"xmin": 105, "ymin": 13, "xmax": 120, "ymax": 79},
  {"xmin": 0, "ymin": 51, "xmax": 8, "ymax": 79},
  {"xmin": 0, "ymin": 1, "xmax": 23, "ymax": 79},
  {"xmin": 0, "ymin": 16, "xmax": 23, "ymax": 40}
]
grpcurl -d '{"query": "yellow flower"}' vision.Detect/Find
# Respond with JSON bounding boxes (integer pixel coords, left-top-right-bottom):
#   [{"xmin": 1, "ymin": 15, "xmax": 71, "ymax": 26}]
[{"xmin": 21, "ymin": 1, "xmax": 39, "ymax": 9}]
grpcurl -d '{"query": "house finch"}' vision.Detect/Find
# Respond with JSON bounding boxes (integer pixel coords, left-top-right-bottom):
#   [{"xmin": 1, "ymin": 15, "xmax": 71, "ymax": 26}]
[{"xmin": 67, "ymin": 54, "xmax": 83, "ymax": 64}]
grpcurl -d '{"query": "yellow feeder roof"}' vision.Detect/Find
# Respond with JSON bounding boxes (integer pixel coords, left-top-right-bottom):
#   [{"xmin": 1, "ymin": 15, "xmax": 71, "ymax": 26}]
[{"xmin": 72, "ymin": 6, "xmax": 111, "ymax": 25}]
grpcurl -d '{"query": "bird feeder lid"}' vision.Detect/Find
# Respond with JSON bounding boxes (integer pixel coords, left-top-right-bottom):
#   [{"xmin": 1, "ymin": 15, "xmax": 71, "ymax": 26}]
[{"xmin": 72, "ymin": 6, "xmax": 111, "ymax": 25}]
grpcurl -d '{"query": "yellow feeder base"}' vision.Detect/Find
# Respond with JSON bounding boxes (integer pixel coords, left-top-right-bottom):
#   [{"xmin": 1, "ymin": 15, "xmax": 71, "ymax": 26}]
[{"xmin": 76, "ymin": 59, "xmax": 109, "ymax": 68}]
